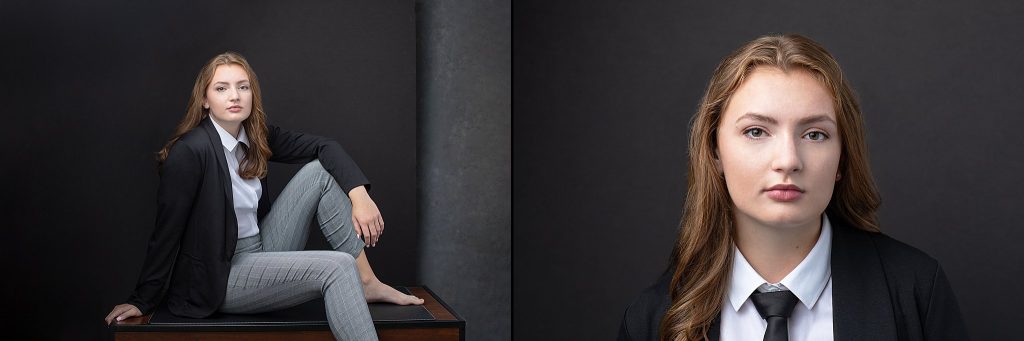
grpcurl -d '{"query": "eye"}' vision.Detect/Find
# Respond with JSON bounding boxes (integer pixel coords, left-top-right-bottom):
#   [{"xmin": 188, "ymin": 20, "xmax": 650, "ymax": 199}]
[
  {"xmin": 240, "ymin": 85, "xmax": 250, "ymax": 91},
  {"xmin": 804, "ymin": 131, "xmax": 829, "ymax": 141},
  {"xmin": 743, "ymin": 127, "xmax": 768, "ymax": 139},
  {"xmin": 215, "ymin": 86, "xmax": 226, "ymax": 92}
]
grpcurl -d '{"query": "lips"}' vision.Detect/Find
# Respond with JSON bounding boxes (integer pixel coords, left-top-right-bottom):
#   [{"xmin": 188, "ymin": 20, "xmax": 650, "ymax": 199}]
[
  {"xmin": 227, "ymin": 105, "xmax": 243, "ymax": 112},
  {"xmin": 765, "ymin": 184, "xmax": 804, "ymax": 202}
]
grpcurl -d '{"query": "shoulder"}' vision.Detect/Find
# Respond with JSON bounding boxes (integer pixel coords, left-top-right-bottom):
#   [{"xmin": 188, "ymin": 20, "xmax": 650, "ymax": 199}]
[
  {"xmin": 844, "ymin": 225, "xmax": 940, "ymax": 278},
  {"xmin": 619, "ymin": 271, "xmax": 671, "ymax": 341},
  {"xmin": 163, "ymin": 126, "xmax": 216, "ymax": 166},
  {"xmin": 177, "ymin": 125, "xmax": 213, "ymax": 149},
  {"xmin": 265, "ymin": 123, "xmax": 287, "ymax": 138},
  {"xmin": 836, "ymin": 223, "xmax": 968, "ymax": 338},
  {"xmin": 869, "ymin": 230, "xmax": 939, "ymax": 271},
  {"xmin": 265, "ymin": 124, "xmax": 327, "ymax": 142},
  {"xmin": 835, "ymin": 222, "xmax": 947, "ymax": 304}
]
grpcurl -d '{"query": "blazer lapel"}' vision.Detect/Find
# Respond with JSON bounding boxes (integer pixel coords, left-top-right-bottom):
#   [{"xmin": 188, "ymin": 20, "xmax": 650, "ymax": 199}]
[
  {"xmin": 200, "ymin": 118, "xmax": 239, "ymax": 260},
  {"xmin": 830, "ymin": 221, "xmax": 898, "ymax": 341}
]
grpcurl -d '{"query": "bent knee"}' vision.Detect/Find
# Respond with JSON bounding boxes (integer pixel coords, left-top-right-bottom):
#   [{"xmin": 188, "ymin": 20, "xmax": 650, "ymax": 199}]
[
  {"xmin": 320, "ymin": 252, "xmax": 359, "ymax": 284},
  {"xmin": 305, "ymin": 252, "xmax": 355, "ymax": 270},
  {"xmin": 333, "ymin": 251, "xmax": 355, "ymax": 264},
  {"xmin": 299, "ymin": 159, "xmax": 327, "ymax": 174},
  {"xmin": 322, "ymin": 251, "xmax": 356, "ymax": 271}
]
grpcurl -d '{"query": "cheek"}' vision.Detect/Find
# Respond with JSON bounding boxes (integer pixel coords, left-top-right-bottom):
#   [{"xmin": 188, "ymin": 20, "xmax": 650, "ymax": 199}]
[
  {"xmin": 811, "ymin": 145, "xmax": 841, "ymax": 178},
  {"xmin": 805, "ymin": 146, "xmax": 842, "ymax": 199},
  {"xmin": 718, "ymin": 142, "xmax": 763, "ymax": 196},
  {"xmin": 721, "ymin": 160, "xmax": 759, "ymax": 194}
]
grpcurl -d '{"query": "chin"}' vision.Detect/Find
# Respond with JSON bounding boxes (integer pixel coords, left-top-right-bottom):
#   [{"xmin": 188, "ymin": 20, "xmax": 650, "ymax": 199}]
[
  {"xmin": 218, "ymin": 113, "xmax": 250, "ymax": 123},
  {"xmin": 753, "ymin": 206, "xmax": 819, "ymax": 228}
]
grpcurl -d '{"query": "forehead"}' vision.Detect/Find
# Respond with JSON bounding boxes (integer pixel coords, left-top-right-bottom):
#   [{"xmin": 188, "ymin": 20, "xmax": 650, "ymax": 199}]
[
  {"xmin": 210, "ymin": 64, "xmax": 249, "ymax": 83},
  {"xmin": 722, "ymin": 67, "xmax": 834, "ymax": 122}
]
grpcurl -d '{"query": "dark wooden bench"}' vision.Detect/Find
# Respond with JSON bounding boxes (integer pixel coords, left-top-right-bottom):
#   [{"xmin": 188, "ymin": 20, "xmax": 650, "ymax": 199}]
[{"xmin": 111, "ymin": 286, "xmax": 464, "ymax": 341}]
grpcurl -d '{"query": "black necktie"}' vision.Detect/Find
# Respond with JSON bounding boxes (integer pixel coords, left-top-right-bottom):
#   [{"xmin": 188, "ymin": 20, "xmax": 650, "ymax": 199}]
[
  {"xmin": 750, "ymin": 290, "xmax": 799, "ymax": 341},
  {"xmin": 237, "ymin": 142, "xmax": 249, "ymax": 164}
]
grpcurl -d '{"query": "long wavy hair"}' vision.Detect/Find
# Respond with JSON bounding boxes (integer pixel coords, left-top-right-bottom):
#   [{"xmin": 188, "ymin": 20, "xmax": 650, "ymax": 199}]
[
  {"xmin": 157, "ymin": 51, "xmax": 272, "ymax": 179},
  {"xmin": 659, "ymin": 34, "xmax": 881, "ymax": 340}
]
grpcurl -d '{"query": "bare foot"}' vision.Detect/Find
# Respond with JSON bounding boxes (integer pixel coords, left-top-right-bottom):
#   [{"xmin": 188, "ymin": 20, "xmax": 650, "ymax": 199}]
[{"xmin": 363, "ymin": 279, "xmax": 425, "ymax": 305}]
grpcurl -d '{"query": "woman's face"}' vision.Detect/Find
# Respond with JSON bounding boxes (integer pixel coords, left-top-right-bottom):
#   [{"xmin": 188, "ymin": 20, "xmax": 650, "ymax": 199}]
[
  {"xmin": 204, "ymin": 64, "xmax": 253, "ymax": 126},
  {"xmin": 716, "ymin": 66, "xmax": 841, "ymax": 230}
]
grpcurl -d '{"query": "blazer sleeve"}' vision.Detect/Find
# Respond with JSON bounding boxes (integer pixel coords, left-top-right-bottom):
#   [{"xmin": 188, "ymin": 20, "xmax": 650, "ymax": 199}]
[
  {"xmin": 266, "ymin": 124, "xmax": 370, "ymax": 193},
  {"xmin": 923, "ymin": 265, "xmax": 970, "ymax": 340},
  {"xmin": 125, "ymin": 144, "xmax": 202, "ymax": 314}
]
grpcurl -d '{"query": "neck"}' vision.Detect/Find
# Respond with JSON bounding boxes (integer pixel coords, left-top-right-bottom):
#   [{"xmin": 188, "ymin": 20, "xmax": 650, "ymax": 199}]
[
  {"xmin": 211, "ymin": 116, "xmax": 241, "ymax": 139},
  {"xmin": 733, "ymin": 213, "xmax": 821, "ymax": 283}
]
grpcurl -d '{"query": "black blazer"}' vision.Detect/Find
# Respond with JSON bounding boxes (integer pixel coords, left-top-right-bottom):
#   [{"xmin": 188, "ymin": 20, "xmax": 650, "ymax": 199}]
[
  {"xmin": 618, "ymin": 220, "xmax": 969, "ymax": 341},
  {"xmin": 126, "ymin": 118, "xmax": 369, "ymax": 318}
]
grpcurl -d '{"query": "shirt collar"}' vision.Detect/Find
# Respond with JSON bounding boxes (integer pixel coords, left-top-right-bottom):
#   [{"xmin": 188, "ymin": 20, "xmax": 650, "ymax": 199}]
[
  {"xmin": 727, "ymin": 214, "xmax": 833, "ymax": 311},
  {"xmin": 209, "ymin": 116, "xmax": 249, "ymax": 152}
]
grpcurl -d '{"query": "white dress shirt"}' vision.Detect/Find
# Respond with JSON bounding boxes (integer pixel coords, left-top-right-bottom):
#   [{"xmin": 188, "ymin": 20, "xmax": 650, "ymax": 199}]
[
  {"xmin": 720, "ymin": 214, "xmax": 834, "ymax": 341},
  {"xmin": 210, "ymin": 117, "xmax": 262, "ymax": 239}
]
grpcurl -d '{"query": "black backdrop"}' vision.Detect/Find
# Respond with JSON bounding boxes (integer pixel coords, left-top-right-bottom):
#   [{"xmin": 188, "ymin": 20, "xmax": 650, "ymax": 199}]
[
  {"xmin": 515, "ymin": 1, "xmax": 1023, "ymax": 340},
  {"xmin": 0, "ymin": 1, "xmax": 415, "ymax": 339}
]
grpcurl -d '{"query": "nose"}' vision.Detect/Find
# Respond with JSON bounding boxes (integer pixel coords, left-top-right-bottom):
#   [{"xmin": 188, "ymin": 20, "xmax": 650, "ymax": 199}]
[
  {"xmin": 770, "ymin": 135, "xmax": 803, "ymax": 174},
  {"xmin": 229, "ymin": 87, "xmax": 240, "ymax": 101}
]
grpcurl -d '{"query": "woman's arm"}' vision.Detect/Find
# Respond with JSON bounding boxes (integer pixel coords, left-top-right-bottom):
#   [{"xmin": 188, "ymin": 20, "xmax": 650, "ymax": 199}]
[
  {"xmin": 121, "ymin": 144, "xmax": 202, "ymax": 316},
  {"xmin": 267, "ymin": 125, "xmax": 382, "ymax": 245},
  {"xmin": 266, "ymin": 124, "xmax": 369, "ymax": 193}
]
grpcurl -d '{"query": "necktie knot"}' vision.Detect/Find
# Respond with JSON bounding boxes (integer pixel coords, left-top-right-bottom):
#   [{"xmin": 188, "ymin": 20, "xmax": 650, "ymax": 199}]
[
  {"xmin": 750, "ymin": 290, "xmax": 799, "ymax": 341},
  {"xmin": 750, "ymin": 290, "xmax": 799, "ymax": 319}
]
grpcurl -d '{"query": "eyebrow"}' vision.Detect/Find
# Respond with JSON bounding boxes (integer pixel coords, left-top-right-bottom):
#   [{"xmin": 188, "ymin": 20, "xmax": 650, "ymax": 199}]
[
  {"xmin": 211, "ymin": 80, "xmax": 250, "ymax": 85},
  {"xmin": 735, "ymin": 112, "xmax": 836, "ymax": 126}
]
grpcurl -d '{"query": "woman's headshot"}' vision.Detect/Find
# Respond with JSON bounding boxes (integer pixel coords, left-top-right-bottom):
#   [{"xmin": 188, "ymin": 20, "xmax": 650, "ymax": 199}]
[
  {"xmin": 511, "ymin": 1, "xmax": 1024, "ymax": 338},
  {"xmin": 617, "ymin": 34, "xmax": 967, "ymax": 341}
]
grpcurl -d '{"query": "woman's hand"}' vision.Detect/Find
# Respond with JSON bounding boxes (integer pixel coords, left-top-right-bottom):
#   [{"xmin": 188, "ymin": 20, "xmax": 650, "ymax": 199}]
[
  {"xmin": 349, "ymin": 186, "xmax": 384, "ymax": 247},
  {"xmin": 105, "ymin": 303, "xmax": 141, "ymax": 325}
]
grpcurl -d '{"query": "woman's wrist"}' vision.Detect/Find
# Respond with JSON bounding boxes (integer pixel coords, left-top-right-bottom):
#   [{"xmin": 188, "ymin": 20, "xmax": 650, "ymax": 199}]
[{"xmin": 348, "ymin": 185, "xmax": 371, "ymax": 204}]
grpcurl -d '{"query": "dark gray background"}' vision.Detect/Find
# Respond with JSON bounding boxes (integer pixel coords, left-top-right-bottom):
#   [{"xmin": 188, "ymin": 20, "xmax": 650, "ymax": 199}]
[
  {"xmin": 2, "ymin": 1, "xmax": 512, "ymax": 340},
  {"xmin": 515, "ymin": 0, "xmax": 1022, "ymax": 340},
  {"xmin": 417, "ymin": 0, "xmax": 511, "ymax": 340}
]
